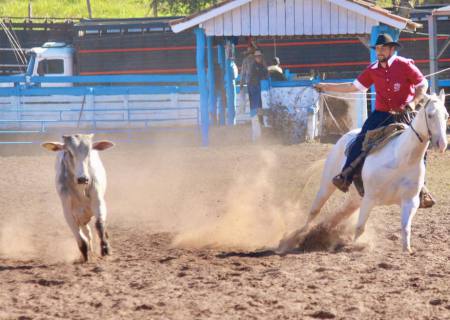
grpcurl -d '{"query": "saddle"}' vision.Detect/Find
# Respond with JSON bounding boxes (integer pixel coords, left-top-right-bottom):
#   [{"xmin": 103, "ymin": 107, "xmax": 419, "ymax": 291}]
[{"xmin": 348, "ymin": 123, "xmax": 407, "ymax": 197}]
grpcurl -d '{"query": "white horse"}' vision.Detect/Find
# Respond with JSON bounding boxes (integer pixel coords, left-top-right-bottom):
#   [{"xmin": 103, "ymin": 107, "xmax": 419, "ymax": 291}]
[{"xmin": 278, "ymin": 90, "xmax": 448, "ymax": 254}]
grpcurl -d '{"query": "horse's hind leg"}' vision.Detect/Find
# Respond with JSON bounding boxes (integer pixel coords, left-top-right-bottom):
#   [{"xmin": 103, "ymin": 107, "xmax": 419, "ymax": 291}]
[{"xmin": 354, "ymin": 198, "xmax": 375, "ymax": 241}]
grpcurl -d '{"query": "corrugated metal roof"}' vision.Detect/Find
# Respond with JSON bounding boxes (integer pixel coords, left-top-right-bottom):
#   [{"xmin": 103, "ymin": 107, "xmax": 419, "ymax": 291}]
[
  {"xmin": 170, "ymin": 0, "xmax": 421, "ymax": 34},
  {"xmin": 433, "ymin": 5, "xmax": 450, "ymax": 16}
]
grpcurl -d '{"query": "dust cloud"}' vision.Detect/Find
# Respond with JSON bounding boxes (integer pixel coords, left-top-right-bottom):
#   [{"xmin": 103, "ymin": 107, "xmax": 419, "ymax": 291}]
[
  {"xmin": 172, "ymin": 150, "xmax": 303, "ymax": 251},
  {"xmin": 0, "ymin": 128, "xmax": 365, "ymax": 262},
  {"xmin": 0, "ymin": 165, "xmax": 80, "ymax": 263}
]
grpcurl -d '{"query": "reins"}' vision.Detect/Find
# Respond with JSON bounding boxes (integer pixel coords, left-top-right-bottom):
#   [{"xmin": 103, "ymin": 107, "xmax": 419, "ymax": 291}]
[{"xmin": 410, "ymin": 97, "xmax": 432, "ymax": 144}]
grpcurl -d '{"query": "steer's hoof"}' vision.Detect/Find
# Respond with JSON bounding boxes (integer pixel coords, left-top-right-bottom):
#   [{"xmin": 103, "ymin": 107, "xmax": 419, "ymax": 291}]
[
  {"xmin": 101, "ymin": 243, "xmax": 110, "ymax": 256},
  {"xmin": 78, "ymin": 242, "xmax": 89, "ymax": 262}
]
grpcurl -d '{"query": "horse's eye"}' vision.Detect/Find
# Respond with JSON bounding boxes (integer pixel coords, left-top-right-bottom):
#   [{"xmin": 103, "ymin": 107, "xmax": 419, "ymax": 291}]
[{"xmin": 428, "ymin": 114, "xmax": 433, "ymax": 119}]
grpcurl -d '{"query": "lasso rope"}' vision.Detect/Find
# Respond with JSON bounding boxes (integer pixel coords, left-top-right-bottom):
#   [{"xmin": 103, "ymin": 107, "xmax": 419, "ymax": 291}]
[{"xmin": 318, "ymin": 67, "xmax": 450, "ymax": 100}]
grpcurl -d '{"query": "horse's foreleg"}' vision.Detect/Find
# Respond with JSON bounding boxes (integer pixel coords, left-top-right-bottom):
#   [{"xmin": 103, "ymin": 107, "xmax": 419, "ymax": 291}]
[
  {"xmin": 306, "ymin": 181, "xmax": 337, "ymax": 227},
  {"xmin": 401, "ymin": 198, "xmax": 419, "ymax": 254},
  {"xmin": 326, "ymin": 192, "xmax": 361, "ymax": 229},
  {"xmin": 354, "ymin": 198, "xmax": 375, "ymax": 241},
  {"xmin": 275, "ymin": 181, "xmax": 336, "ymax": 254}
]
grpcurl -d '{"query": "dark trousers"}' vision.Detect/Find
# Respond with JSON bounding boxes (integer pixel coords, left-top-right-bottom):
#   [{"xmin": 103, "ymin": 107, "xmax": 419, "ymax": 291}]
[
  {"xmin": 248, "ymin": 83, "xmax": 262, "ymax": 116},
  {"xmin": 343, "ymin": 110, "xmax": 415, "ymax": 181}
]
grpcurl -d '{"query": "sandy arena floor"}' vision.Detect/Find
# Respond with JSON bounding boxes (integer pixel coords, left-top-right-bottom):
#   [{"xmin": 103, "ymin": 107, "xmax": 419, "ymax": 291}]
[{"xmin": 0, "ymin": 127, "xmax": 449, "ymax": 320}]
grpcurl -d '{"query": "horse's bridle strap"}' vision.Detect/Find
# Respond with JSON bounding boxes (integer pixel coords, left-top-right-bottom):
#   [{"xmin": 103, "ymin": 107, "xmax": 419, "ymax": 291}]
[{"xmin": 410, "ymin": 98, "xmax": 432, "ymax": 143}]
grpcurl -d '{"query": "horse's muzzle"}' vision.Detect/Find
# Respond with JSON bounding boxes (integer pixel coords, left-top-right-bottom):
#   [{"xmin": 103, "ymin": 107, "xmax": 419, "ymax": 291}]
[{"xmin": 436, "ymin": 138, "xmax": 448, "ymax": 153}]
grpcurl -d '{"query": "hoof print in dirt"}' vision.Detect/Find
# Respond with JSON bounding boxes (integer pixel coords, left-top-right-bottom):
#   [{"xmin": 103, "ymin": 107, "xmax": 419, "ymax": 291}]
[
  {"xmin": 28, "ymin": 279, "xmax": 65, "ymax": 287},
  {"xmin": 429, "ymin": 298, "xmax": 447, "ymax": 306},
  {"xmin": 377, "ymin": 262, "xmax": 397, "ymax": 270},
  {"xmin": 309, "ymin": 310, "xmax": 336, "ymax": 319},
  {"xmin": 135, "ymin": 304, "xmax": 154, "ymax": 311}
]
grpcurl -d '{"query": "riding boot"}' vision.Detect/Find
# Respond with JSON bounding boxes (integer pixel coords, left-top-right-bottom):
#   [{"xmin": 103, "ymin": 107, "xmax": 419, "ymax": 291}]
[
  {"xmin": 332, "ymin": 173, "xmax": 352, "ymax": 193},
  {"xmin": 419, "ymin": 185, "xmax": 436, "ymax": 209},
  {"xmin": 332, "ymin": 152, "xmax": 366, "ymax": 193}
]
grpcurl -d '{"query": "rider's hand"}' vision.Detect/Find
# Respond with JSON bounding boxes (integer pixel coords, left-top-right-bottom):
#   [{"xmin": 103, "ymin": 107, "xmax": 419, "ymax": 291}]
[
  {"xmin": 405, "ymin": 101, "xmax": 421, "ymax": 111},
  {"xmin": 314, "ymin": 83, "xmax": 326, "ymax": 92}
]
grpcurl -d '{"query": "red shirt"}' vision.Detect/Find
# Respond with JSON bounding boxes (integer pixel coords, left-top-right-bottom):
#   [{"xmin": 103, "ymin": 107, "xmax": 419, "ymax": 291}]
[{"xmin": 353, "ymin": 55, "xmax": 426, "ymax": 112}]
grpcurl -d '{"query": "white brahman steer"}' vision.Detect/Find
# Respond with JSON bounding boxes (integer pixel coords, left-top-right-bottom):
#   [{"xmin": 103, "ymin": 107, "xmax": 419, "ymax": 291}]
[{"xmin": 42, "ymin": 134, "xmax": 114, "ymax": 262}]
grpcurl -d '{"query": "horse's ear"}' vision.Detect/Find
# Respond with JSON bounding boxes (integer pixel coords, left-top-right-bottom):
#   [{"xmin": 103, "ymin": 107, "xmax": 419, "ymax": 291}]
[{"xmin": 438, "ymin": 89, "xmax": 446, "ymax": 104}]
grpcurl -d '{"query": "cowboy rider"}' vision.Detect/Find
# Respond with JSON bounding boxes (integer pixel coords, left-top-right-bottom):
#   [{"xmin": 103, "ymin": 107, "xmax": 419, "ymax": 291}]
[{"xmin": 314, "ymin": 33, "xmax": 435, "ymax": 208}]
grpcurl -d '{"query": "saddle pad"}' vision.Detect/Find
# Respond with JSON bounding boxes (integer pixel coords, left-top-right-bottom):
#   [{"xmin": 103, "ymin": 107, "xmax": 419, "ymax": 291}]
[{"xmin": 362, "ymin": 123, "xmax": 407, "ymax": 154}]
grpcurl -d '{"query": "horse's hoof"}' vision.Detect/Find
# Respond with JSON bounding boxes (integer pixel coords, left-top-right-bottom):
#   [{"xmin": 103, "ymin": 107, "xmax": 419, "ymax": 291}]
[
  {"xmin": 275, "ymin": 236, "xmax": 296, "ymax": 255},
  {"xmin": 275, "ymin": 241, "xmax": 290, "ymax": 255},
  {"xmin": 354, "ymin": 227, "xmax": 364, "ymax": 241}
]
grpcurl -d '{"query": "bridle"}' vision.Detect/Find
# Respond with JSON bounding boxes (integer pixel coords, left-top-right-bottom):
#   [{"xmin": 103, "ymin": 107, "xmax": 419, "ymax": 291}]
[{"xmin": 410, "ymin": 97, "xmax": 432, "ymax": 144}]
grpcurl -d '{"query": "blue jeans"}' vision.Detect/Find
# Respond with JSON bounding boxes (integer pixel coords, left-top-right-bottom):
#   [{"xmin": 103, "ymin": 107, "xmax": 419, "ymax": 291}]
[
  {"xmin": 248, "ymin": 84, "xmax": 262, "ymax": 117},
  {"xmin": 343, "ymin": 110, "xmax": 414, "ymax": 181}
]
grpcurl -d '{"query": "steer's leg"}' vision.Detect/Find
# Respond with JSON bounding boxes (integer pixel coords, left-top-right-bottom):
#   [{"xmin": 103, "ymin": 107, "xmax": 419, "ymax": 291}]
[
  {"xmin": 354, "ymin": 197, "xmax": 375, "ymax": 242},
  {"xmin": 81, "ymin": 224, "xmax": 93, "ymax": 253},
  {"xmin": 61, "ymin": 197, "xmax": 89, "ymax": 262},
  {"xmin": 91, "ymin": 194, "xmax": 110, "ymax": 256},
  {"xmin": 401, "ymin": 197, "xmax": 419, "ymax": 254}
]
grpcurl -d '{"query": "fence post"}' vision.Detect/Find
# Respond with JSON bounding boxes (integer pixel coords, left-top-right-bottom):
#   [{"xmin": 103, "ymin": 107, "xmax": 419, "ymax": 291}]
[
  {"xmin": 195, "ymin": 28, "xmax": 209, "ymax": 146},
  {"xmin": 171, "ymin": 92, "xmax": 179, "ymax": 119},
  {"xmin": 87, "ymin": 87, "xmax": 95, "ymax": 130},
  {"xmin": 217, "ymin": 42, "xmax": 226, "ymax": 126},
  {"xmin": 207, "ymin": 36, "xmax": 216, "ymax": 125},
  {"xmin": 428, "ymin": 14, "xmax": 438, "ymax": 94},
  {"xmin": 225, "ymin": 40, "xmax": 236, "ymax": 126},
  {"xmin": 123, "ymin": 92, "xmax": 129, "ymax": 122}
]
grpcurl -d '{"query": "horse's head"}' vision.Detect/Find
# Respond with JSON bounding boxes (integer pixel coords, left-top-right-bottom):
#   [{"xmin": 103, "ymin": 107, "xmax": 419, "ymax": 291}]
[{"xmin": 419, "ymin": 89, "xmax": 448, "ymax": 153}]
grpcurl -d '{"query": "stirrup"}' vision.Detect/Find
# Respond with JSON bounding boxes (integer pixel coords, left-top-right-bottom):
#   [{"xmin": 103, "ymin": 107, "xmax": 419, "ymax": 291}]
[
  {"xmin": 332, "ymin": 174, "xmax": 352, "ymax": 193},
  {"xmin": 353, "ymin": 174, "xmax": 365, "ymax": 197},
  {"xmin": 419, "ymin": 189, "xmax": 436, "ymax": 209}
]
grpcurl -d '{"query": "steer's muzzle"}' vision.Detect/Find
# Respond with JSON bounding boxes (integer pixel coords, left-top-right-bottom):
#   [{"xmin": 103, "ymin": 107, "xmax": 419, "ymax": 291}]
[{"xmin": 77, "ymin": 176, "xmax": 90, "ymax": 185}]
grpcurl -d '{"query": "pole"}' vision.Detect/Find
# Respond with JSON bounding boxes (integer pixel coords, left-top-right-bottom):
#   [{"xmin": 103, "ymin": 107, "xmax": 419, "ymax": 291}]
[
  {"xmin": 217, "ymin": 43, "xmax": 226, "ymax": 125},
  {"xmin": 225, "ymin": 40, "xmax": 236, "ymax": 125},
  {"xmin": 428, "ymin": 14, "xmax": 438, "ymax": 94},
  {"xmin": 86, "ymin": 0, "xmax": 93, "ymax": 19},
  {"xmin": 195, "ymin": 28, "xmax": 209, "ymax": 146},
  {"xmin": 207, "ymin": 36, "xmax": 216, "ymax": 125}
]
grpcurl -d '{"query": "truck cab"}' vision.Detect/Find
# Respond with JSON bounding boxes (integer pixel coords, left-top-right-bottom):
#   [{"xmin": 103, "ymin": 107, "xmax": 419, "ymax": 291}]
[{"xmin": 29, "ymin": 42, "xmax": 74, "ymax": 87}]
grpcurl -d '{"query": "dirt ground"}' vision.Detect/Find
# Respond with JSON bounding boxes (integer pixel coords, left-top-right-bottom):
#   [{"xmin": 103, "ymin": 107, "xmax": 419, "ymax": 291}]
[{"xmin": 0, "ymin": 127, "xmax": 449, "ymax": 320}]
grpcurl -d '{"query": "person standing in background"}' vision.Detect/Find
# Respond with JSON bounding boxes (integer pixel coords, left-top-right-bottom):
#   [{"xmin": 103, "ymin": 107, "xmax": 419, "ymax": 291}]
[{"xmin": 246, "ymin": 50, "xmax": 268, "ymax": 141}]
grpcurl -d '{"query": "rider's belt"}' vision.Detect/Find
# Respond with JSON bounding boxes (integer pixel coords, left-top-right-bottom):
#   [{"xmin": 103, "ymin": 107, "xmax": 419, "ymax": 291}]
[{"xmin": 388, "ymin": 110, "xmax": 406, "ymax": 115}]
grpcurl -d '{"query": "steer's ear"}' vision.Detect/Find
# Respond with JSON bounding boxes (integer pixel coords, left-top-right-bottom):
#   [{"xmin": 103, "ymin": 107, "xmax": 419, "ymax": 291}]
[
  {"xmin": 93, "ymin": 140, "xmax": 114, "ymax": 151},
  {"xmin": 42, "ymin": 142, "xmax": 64, "ymax": 152}
]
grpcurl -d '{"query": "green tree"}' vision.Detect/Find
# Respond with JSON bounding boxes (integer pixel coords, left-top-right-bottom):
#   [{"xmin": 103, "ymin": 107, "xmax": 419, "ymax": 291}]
[{"xmin": 148, "ymin": 0, "xmax": 218, "ymax": 17}]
